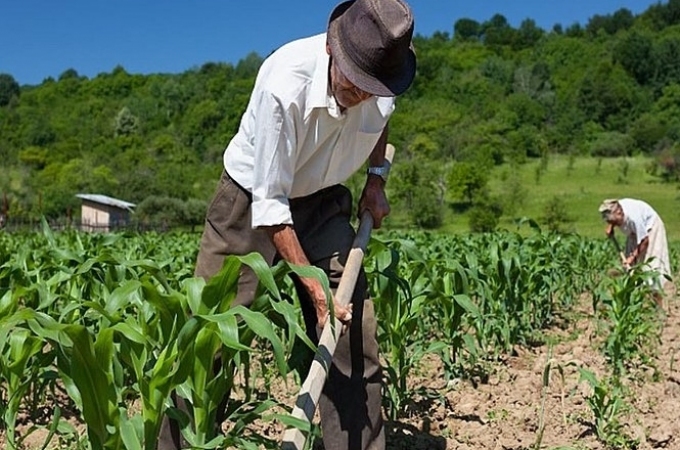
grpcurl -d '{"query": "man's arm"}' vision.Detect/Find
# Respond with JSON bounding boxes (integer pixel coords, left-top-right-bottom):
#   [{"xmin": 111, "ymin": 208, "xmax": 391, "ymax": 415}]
[
  {"xmin": 359, "ymin": 125, "xmax": 390, "ymax": 228},
  {"xmin": 262, "ymin": 224, "xmax": 352, "ymax": 327},
  {"xmin": 627, "ymin": 236, "xmax": 649, "ymax": 266}
]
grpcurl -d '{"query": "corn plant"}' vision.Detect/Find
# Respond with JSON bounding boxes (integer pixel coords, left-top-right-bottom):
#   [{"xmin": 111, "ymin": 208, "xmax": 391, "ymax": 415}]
[
  {"xmin": 597, "ymin": 268, "xmax": 661, "ymax": 376},
  {"xmin": 422, "ymin": 259, "xmax": 481, "ymax": 380},
  {"xmin": 366, "ymin": 237, "xmax": 438, "ymax": 420},
  {"xmin": 577, "ymin": 368, "xmax": 637, "ymax": 450},
  {"xmin": 0, "ymin": 325, "xmax": 46, "ymax": 447},
  {"xmin": 1, "ymin": 227, "xmax": 315, "ymax": 449},
  {"xmin": 2, "ymin": 224, "xmax": 651, "ymax": 447},
  {"xmin": 533, "ymin": 348, "xmax": 568, "ymax": 450}
]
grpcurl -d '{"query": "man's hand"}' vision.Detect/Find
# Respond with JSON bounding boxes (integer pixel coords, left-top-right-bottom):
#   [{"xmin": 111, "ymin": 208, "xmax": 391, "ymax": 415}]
[
  {"xmin": 605, "ymin": 223, "xmax": 615, "ymax": 237},
  {"xmin": 359, "ymin": 176, "xmax": 390, "ymax": 228},
  {"xmin": 316, "ymin": 299, "xmax": 353, "ymax": 329},
  {"xmin": 265, "ymin": 224, "xmax": 353, "ymax": 330},
  {"xmin": 621, "ymin": 253, "xmax": 631, "ymax": 271},
  {"xmin": 307, "ymin": 281, "xmax": 353, "ymax": 329}
]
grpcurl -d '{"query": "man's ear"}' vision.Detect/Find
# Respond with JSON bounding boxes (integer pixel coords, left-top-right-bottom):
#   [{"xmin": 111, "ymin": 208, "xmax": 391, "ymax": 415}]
[{"xmin": 326, "ymin": 42, "xmax": 332, "ymax": 55}]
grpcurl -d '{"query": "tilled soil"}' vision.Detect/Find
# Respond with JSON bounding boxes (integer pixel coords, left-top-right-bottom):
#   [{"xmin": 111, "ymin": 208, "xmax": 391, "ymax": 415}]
[{"xmin": 383, "ymin": 291, "xmax": 680, "ymax": 450}]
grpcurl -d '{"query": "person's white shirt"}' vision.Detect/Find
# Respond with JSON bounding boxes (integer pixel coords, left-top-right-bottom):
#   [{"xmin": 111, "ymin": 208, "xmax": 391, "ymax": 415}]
[
  {"xmin": 619, "ymin": 198, "xmax": 659, "ymax": 244},
  {"xmin": 224, "ymin": 33, "xmax": 395, "ymax": 228}
]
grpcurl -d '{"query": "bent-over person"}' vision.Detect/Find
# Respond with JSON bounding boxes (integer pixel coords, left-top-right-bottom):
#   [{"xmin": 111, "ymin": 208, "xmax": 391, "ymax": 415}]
[{"xmin": 599, "ymin": 198, "xmax": 672, "ymax": 308}]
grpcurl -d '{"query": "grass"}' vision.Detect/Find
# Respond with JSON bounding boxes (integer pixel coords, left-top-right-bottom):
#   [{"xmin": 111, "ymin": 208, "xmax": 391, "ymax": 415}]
[{"xmin": 427, "ymin": 155, "xmax": 680, "ymax": 241}]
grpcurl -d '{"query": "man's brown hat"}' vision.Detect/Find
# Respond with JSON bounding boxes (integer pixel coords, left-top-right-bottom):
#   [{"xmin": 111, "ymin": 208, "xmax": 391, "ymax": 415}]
[{"xmin": 327, "ymin": 0, "xmax": 416, "ymax": 96}]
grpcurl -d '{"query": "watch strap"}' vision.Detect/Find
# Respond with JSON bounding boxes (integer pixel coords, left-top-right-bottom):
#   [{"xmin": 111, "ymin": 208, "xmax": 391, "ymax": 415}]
[{"xmin": 367, "ymin": 165, "xmax": 389, "ymax": 180}]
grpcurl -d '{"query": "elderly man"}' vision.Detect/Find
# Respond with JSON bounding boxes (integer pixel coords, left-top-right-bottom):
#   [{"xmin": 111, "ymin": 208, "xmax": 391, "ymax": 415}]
[
  {"xmin": 599, "ymin": 198, "xmax": 672, "ymax": 306},
  {"xmin": 159, "ymin": 0, "xmax": 416, "ymax": 449}
]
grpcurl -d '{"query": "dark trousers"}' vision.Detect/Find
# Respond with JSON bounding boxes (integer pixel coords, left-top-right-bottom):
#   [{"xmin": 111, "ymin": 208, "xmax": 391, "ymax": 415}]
[{"xmin": 158, "ymin": 171, "xmax": 385, "ymax": 450}]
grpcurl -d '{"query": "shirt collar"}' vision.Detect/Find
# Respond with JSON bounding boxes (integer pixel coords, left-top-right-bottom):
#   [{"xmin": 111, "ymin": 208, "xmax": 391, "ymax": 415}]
[{"xmin": 305, "ymin": 37, "xmax": 343, "ymax": 120}]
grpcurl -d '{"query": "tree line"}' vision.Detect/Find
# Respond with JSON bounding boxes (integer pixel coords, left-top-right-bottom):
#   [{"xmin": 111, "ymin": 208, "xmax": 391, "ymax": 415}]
[{"xmin": 1, "ymin": 0, "xmax": 680, "ymax": 230}]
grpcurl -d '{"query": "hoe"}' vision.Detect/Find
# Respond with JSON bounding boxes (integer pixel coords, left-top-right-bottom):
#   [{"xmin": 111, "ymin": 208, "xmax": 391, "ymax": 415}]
[{"xmin": 281, "ymin": 144, "xmax": 396, "ymax": 450}]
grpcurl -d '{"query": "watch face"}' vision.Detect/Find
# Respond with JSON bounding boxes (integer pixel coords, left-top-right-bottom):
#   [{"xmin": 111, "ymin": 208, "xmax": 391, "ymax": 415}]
[{"xmin": 368, "ymin": 166, "xmax": 388, "ymax": 180}]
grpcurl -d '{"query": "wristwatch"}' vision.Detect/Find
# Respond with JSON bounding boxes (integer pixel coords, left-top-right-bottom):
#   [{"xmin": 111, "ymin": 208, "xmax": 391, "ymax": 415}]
[{"xmin": 367, "ymin": 164, "xmax": 390, "ymax": 181}]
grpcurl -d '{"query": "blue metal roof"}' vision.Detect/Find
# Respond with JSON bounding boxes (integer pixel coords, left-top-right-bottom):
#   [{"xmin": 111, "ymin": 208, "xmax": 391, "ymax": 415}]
[{"xmin": 76, "ymin": 194, "xmax": 136, "ymax": 211}]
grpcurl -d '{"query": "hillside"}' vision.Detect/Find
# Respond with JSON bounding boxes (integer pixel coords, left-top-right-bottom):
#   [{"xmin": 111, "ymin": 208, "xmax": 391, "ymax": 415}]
[
  {"xmin": 1, "ymin": 1, "xmax": 680, "ymax": 232},
  {"xmin": 433, "ymin": 155, "xmax": 680, "ymax": 240}
]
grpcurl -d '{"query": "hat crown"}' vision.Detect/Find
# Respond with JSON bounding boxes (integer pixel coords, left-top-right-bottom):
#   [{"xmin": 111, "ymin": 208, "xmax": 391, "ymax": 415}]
[
  {"xmin": 341, "ymin": 0, "xmax": 413, "ymax": 72},
  {"xmin": 328, "ymin": 0, "xmax": 416, "ymax": 96}
]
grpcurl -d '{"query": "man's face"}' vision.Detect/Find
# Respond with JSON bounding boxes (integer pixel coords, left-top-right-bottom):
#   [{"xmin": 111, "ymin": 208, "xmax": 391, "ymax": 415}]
[
  {"xmin": 608, "ymin": 205, "xmax": 625, "ymax": 226},
  {"xmin": 328, "ymin": 58, "xmax": 373, "ymax": 109}
]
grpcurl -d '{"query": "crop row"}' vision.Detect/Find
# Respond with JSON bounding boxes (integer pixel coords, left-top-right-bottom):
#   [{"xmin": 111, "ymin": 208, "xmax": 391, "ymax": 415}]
[{"xmin": 0, "ymin": 224, "xmax": 675, "ymax": 448}]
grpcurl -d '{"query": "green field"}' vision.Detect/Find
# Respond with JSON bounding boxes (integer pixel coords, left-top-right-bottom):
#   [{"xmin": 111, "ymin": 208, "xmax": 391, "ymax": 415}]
[
  {"xmin": 2, "ymin": 226, "xmax": 677, "ymax": 449},
  {"xmin": 433, "ymin": 156, "xmax": 679, "ymax": 241}
]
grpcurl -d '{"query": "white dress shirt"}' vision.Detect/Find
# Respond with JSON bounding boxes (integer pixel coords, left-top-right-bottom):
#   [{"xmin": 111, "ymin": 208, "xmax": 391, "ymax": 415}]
[
  {"xmin": 223, "ymin": 33, "xmax": 395, "ymax": 228},
  {"xmin": 619, "ymin": 198, "xmax": 659, "ymax": 244}
]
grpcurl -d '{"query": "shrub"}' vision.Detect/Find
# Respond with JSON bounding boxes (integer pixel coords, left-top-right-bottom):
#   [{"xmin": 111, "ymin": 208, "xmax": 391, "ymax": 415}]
[
  {"xmin": 468, "ymin": 198, "xmax": 503, "ymax": 232},
  {"xmin": 409, "ymin": 182, "xmax": 443, "ymax": 229},
  {"xmin": 588, "ymin": 131, "xmax": 634, "ymax": 157},
  {"xmin": 541, "ymin": 195, "xmax": 572, "ymax": 233}
]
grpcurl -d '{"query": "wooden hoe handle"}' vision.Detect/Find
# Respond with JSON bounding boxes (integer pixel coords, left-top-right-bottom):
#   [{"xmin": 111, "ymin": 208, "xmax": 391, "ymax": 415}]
[{"xmin": 281, "ymin": 144, "xmax": 396, "ymax": 450}]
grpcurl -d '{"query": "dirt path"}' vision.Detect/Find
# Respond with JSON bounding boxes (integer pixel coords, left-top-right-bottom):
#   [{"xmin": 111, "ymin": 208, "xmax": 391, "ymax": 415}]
[{"xmin": 386, "ymin": 292, "xmax": 680, "ymax": 450}]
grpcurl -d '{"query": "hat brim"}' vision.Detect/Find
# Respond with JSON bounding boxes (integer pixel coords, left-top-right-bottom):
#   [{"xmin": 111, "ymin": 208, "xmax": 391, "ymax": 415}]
[{"xmin": 327, "ymin": 1, "xmax": 416, "ymax": 97}]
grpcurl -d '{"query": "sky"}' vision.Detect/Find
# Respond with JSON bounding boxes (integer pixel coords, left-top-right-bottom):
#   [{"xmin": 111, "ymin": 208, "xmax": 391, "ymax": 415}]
[{"xmin": 1, "ymin": 0, "xmax": 662, "ymax": 86}]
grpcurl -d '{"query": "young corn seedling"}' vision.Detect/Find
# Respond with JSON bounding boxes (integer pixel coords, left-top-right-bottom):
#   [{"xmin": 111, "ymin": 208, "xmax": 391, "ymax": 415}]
[
  {"xmin": 598, "ymin": 268, "xmax": 661, "ymax": 376},
  {"xmin": 366, "ymin": 237, "xmax": 436, "ymax": 421},
  {"xmin": 577, "ymin": 368, "xmax": 637, "ymax": 450}
]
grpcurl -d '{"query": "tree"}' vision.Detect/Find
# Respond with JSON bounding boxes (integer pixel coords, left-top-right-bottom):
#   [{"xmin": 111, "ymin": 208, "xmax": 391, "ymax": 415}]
[
  {"xmin": 653, "ymin": 36, "xmax": 680, "ymax": 88},
  {"xmin": 541, "ymin": 196, "xmax": 573, "ymax": 233},
  {"xmin": 134, "ymin": 196, "xmax": 186, "ymax": 228},
  {"xmin": 578, "ymin": 62, "xmax": 636, "ymax": 129},
  {"xmin": 482, "ymin": 14, "xmax": 516, "ymax": 48},
  {"xmin": 410, "ymin": 182, "xmax": 443, "ymax": 229},
  {"xmin": 670, "ymin": 0, "xmax": 680, "ymax": 26},
  {"xmin": 183, "ymin": 198, "xmax": 208, "ymax": 232},
  {"xmin": 565, "ymin": 23, "xmax": 584, "ymax": 37},
  {"xmin": 515, "ymin": 19, "xmax": 544, "ymax": 50},
  {"xmin": 18, "ymin": 146, "xmax": 49, "ymax": 169},
  {"xmin": 468, "ymin": 198, "xmax": 503, "ymax": 232},
  {"xmin": 114, "ymin": 107, "xmax": 140, "ymax": 137},
  {"xmin": 629, "ymin": 114, "xmax": 668, "ymax": 153},
  {"xmin": 614, "ymin": 31, "xmax": 655, "ymax": 85},
  {"xmin": 454, "ymin": 18, "xmax": 481, "ymax": 41},
  {"xmin": 58, "ymin": 68, "xmax": 80, "ymax": 81},
  {"xmin": 587, "ymin": 131, "xmax": 635, "ymax": 157},
  {"xmin": 649, "ymin": 142, "xmax": 680, "ymax": 182},
  {"xmin": 390, "ymin": 156, "xmax": 445, "ymax": 228},
  {"xmin": 182, "ymin": 99, "xmax": 222, "ymax": 149},
  {"xmin": 585, "ymin": 14, "xmax": 610, "ymax": 37},
  {"xmin": 0, "ymin": 73, "xmax": 20, "ymax": 106},
  {"xmin": 234, "ymin": 52, "xmax": 264, "ymax": 78},
  {"xmin": 499, "ymin": 164, "xmax": 527, "ymax": 217},
  {"xmin": 610, "ymin": 8, "xmax": 635, "ymax": 33},
  {"xmin": 507, "ymin": 125, "xmax": 546, "ymax": 159},
  {"xmin": 487, "ymin": 13, "xmax": 509, "ymax": 29},
  {"xmin": 447, "ymin": 161, "xmax": 489, "ymax": 205}
]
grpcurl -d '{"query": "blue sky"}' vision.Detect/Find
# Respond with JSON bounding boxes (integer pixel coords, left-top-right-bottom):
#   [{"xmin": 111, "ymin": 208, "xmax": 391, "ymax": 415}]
[{"xmin": 2, "ymin": 0, "xmax": 661, "ymax": 86}]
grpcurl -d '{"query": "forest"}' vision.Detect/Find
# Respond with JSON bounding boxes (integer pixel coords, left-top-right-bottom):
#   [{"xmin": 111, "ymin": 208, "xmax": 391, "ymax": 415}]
[{"xmin": 1, "ymin": 0, "xmax": 680, "ymax": 230}]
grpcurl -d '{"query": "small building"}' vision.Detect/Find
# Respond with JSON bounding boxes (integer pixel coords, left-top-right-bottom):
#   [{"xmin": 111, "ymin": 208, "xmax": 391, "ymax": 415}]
[{"xmin": 76, "ymin": 194, "xmax": 136, "ymax": 232}]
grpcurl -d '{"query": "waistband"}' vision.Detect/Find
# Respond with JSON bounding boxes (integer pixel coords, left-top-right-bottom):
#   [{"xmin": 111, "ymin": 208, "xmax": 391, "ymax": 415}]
[{"xmin": 222, "ymin": 170, "xmax": 252, "ymax": 200}]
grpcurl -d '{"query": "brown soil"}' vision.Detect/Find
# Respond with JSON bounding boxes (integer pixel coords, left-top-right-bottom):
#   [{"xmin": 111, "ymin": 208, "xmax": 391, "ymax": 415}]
[
  {"xmin": 380, "ymin": 290, "xmax": 680, "ymax": 450},
  {"xmin": 5, "ymin": 289, "xmax": 679, "ymax": 450}
]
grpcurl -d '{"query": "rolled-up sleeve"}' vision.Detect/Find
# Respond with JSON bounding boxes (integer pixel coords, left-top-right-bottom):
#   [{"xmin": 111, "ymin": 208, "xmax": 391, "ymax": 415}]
[{"xmin": 250, "ymin": 90, "xmax": 298, "ymax": 228}]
